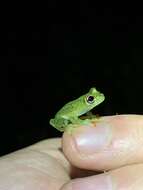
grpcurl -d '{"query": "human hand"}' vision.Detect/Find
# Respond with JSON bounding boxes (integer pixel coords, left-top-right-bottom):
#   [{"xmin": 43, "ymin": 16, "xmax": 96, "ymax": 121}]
[
  {"xmin": 0, "ymin": 137, "xmax": 93, "ymax": 190},
  {"xmin": 0, "ymin": 136, "xmax": 74, "ymax": 190},
  {"xmin": 62, "ymin": 115, "xmax": 143, "ymax": 189},
  {"xmin": 1, "ymin": 115, "xmax": 143, "ymax": 190}
]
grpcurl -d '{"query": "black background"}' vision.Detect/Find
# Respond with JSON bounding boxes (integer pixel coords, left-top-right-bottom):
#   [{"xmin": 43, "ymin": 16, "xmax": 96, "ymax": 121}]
[{"xmin": 0, "ymin": 3, "xmax": 143, "ymax": 156}]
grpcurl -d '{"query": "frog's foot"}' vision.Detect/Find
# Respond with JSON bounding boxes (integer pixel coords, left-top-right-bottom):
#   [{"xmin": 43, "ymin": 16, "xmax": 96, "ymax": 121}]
[
  {"xmin": 65, "ymin": 117, "xmax": 102, "ymax": 134},
  {"xmin": 65, "ymin": 124, "xmax": 77, "ymax": 134},
  {"xmin": 65, "ymin": 118, "xmax": 96, "ymax": 134},
  {"xmin": 80, "ymin": 118, "xmax": 91, "ymax": 125},
  {"xmin": 65, "ymin": 119, "xmax": 90, "ymax": 134},
  {"xmin": 81, "ymin": 115, "xmax": 102, "ymax": 128}
]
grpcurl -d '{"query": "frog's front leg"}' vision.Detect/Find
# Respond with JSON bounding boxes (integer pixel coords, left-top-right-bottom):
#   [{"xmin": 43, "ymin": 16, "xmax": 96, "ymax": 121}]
[
  {"xmin": 65, "ymin": 116, "xmax": 91, "ymax": 133},
  {"xmin": 69, "ymin": 116, "xmax": 91, "ymax": 126}
]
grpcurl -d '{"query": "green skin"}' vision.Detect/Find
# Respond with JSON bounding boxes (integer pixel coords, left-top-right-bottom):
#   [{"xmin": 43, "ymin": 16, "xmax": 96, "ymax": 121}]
[{"xmin": 50, "ymin": 88, "xmax": 105, "ymax": 132}]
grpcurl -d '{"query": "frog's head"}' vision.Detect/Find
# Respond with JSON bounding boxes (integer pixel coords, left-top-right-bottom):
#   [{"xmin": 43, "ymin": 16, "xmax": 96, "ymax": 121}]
[{"xmin": 85, "ymin": 87, "xmax": 105, "ymax": 109}]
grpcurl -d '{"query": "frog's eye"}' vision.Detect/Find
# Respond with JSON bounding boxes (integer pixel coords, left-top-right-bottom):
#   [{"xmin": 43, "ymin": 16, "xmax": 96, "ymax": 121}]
[{"xmin": 86, "ymin": 96, "xmax": 95, "ymax": 104}]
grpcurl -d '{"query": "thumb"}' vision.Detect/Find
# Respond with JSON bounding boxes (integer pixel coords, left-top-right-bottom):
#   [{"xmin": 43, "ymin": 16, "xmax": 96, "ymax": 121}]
[{"xmin": 62, "ymin": 115, "xmax": 143, "ymax": 171}]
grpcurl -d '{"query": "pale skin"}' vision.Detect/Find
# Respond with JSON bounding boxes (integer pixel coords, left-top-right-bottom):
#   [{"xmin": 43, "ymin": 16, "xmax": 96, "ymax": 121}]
[{"xmin": 1, "ymin": 115, "xmax": 143, "ymax": 189}]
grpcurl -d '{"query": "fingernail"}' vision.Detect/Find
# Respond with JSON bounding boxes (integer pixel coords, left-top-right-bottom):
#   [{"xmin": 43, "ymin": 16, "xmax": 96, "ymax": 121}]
[
  {"xmin": 63, "ymin": 174, "xmax": 112, "ymax": 190},
  {"xmin": 73, "ymin": 122, "xmax": 112, "ymax": 155}
]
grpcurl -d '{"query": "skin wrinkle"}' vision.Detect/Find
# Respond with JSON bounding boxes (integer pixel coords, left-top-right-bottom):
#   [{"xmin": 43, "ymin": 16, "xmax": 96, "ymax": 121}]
[
  {"xmin": 30, "ymin": 147, "xmax": 69, "ymax": 169},
  {"xmin": 0, "ymin": 139, "xmax": 70, "ymax": 190},
  {"xmin": 127, "ymin": 177, "xmax": 143, "ymax": 190},
  {"xmin": 63, "ymin": 115, "xmax": 143, "ymax": 172},
  {"xmin": 109, "ymin": 164, "xmax": 143, "ymax": 190},
  {"xmin": 2, "ymin": 116, "xmax": 143, "ymax": 189}
]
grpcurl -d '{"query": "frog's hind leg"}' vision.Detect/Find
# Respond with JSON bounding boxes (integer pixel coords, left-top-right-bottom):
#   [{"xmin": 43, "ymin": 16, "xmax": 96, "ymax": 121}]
[{"xmin": 52, "ymin": 118, "xmax": 70, "ymax": 132}]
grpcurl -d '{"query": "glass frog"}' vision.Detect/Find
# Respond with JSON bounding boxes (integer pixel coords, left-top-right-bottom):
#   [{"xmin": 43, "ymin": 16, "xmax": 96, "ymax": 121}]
[{"xmin": 50, "ymin": 87, "xmax": 105, "ymax": 132}]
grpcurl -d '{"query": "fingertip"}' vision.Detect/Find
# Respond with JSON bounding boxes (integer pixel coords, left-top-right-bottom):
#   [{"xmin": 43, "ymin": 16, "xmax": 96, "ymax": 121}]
[
  {"xmin": 62, "ymin": 124, "xmax": 111, "ymax": 170},
  {"xmin": 62, "ymin": 115, "xmax": 143, "ymax": 171}
]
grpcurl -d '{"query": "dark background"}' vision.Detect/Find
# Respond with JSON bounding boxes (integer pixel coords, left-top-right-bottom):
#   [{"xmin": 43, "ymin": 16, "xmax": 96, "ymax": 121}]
[{"xmin": 0, "ymin": 3, "xmax": 143, "ymax": 156}]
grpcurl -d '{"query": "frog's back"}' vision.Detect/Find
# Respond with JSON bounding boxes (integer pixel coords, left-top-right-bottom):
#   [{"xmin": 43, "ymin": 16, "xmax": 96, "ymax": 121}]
[{"xmin": 55, "ymin": 96, "xmax": 85, "ymax": 118}]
